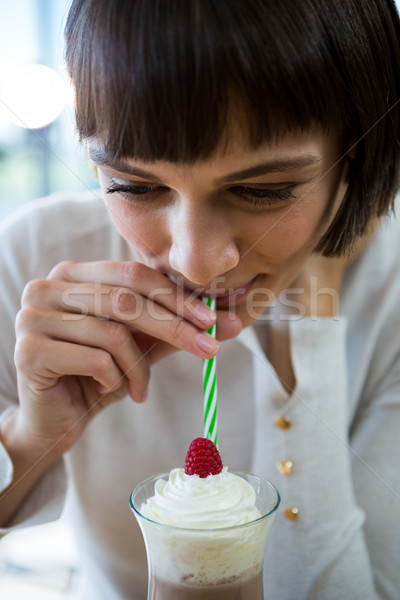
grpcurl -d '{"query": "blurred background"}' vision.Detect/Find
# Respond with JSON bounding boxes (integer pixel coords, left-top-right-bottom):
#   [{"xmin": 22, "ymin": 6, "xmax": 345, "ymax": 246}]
[
  {"xmin": 0, "ymin": 0, "xmax": 97, "ymax": 222},
  {"xmin": 0, "ymin": 3, "xmax": 86, "ymax": 598}
]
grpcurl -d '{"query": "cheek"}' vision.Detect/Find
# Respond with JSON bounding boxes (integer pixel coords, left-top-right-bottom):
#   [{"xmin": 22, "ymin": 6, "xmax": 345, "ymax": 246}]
[
  {"xmin": 104, "ymin": 198, "xmax": 167, "ymax": 256},
  {"xmin": 250, "ymin": 200, "xmax": 327, "ymax": 263}
]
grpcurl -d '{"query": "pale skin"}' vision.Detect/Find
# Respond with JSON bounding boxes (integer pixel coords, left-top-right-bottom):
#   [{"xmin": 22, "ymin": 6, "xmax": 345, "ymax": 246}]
[{"xmin": 0, "ymin": 124, "xmax": 359, "ymax": 524}]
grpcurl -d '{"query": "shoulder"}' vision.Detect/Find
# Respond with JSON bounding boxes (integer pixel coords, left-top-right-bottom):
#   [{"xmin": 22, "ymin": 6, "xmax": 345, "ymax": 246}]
[
  {"xmin": 342, "ymin": 204, "xmax": 400, "ymax": 397},
  {"xmin": 0, "ymin": 189, "xmax": 132, "ymax": 287},
  {"xmin": 343, "ymin": 204, "xmax": 400, "ymax": 306},
  {"xmin": 0, "ymin": 189, "xmax": 109, "ymax": 246}
]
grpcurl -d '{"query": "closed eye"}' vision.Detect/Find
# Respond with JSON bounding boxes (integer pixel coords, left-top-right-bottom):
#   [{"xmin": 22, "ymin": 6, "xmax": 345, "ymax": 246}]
[
  {"xmin": 231, "ymin": 185, "xmax": 296, "ymax": 207},
  {"xmin": 105, "ymin": 181, "xmax": 297, "ymax": 209},
  {"xmin": 105, "ymin": 182, "xmax": 164, "ymax": 200}
]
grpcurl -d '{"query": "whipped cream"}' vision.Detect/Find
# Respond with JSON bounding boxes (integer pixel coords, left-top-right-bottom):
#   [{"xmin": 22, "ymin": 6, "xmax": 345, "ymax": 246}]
[{"xmin": 140, "ymin": 467, "xmax": 261, "ymax": 529}]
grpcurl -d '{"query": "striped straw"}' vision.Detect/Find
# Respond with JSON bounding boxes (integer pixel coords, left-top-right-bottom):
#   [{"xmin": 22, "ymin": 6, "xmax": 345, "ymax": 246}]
[{"xmin": 202, "ymin": 297, "xmax": 218, "ymax": 446}]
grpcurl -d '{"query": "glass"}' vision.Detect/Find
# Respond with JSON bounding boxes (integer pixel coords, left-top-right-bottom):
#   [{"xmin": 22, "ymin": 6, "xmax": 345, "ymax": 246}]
[{"xmin": 130, "ymin": 471, "xmax": 280, "ymax": 600}]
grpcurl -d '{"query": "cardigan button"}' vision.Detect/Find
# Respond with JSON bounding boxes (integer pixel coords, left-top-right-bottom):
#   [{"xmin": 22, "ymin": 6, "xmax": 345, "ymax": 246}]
[
  {"xmin": 275, "ymin": 416, "xmax": 292, "ymax": 430},
  {"xmin": 277, "ymin": 460, "xmax": 293, "ymax": 475},
  {"xmin": 283, "ymin": 507, "xmax": 299, "ymax": 522}
]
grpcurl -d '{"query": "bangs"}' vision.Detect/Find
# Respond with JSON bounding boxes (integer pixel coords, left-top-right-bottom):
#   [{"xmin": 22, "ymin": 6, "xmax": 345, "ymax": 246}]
[
  {"xmin": 65, "ymin": 0, "xmax": 400, "ymax": 256},
  {"xmin": 65, "ymin": 0, "xmax": 351, "ymax": 163}
]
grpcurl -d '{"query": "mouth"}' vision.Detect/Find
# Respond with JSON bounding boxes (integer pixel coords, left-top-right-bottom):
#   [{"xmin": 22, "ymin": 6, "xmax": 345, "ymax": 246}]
[
  {"xmin": 167, "ymin": 273, "xmax": 260, "ymax": 308},
  {"xmin": 212, "ymin": 277, "xmax": 259, "ymax": 308}
]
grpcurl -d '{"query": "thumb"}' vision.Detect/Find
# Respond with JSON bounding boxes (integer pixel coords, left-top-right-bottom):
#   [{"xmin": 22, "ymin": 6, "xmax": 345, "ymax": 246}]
[{"xmin": 215, "ymin": 311, "xmax": 242, "ymax": 341}]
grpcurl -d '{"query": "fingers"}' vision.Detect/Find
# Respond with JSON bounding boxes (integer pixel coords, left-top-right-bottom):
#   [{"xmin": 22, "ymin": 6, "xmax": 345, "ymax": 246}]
[
  {"xmin": 132, "ymin": 309, "xmax": 243, "ymax": 366},
  {"xmin": 15, "ymin": 337, "xmax": 125, "ymax": 393},
  {"xmin": 17, "ymin": 261, "xmax": 243, "ymax": 412},
  {"xmin": 214, "ymin": 310, "xmax": 242, "ymax": 341},
  {"xmin": 47, "ymin": 261, "xmax": 217, "ymax": 329},
  {"xmin": 15, "ymin": 307, "xmax": 150, "ymax": 402},
  {"xmin": 22, "ymin": 278, "xmax": 221, "ymax": 359}
]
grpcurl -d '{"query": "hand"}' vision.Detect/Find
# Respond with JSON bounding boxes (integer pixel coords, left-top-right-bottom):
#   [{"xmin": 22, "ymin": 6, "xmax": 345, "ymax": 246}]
[{"xmin": 13, "ymin": 260, "xmax": 242, "ymax": 459}]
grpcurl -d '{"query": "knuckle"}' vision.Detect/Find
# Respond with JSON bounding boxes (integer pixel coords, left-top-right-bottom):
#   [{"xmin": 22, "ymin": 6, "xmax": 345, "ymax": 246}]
[
  {"xmin": 21, "ymin": 279, "xmax": 49, "ymax": 307},
  {"xmin": 90, "ymin": 350, "xmax": 114, "ymax": 375},
  {"xmin": 47, "ymin": 260, "xmax": 76, "ymax": 280},
  {"xmin": 15, "ymin": 307, "xmax": 41, "ymax": 333},
  {"xmin": 14, "ymin": 335, "xmax": 43, "ymax": 372},
  {"xmin": 105, "ymin": 322, "xmax": 131, "ymax": 348},
  {"xmin": 168, "ymin": 317, "xmax": 186, "ymax": 342},
  {"xmin": 110, "ymin": 287, "xmax": 138, "ymax": 317},
  {"xmin": 121, "ymin": 261, "xmax": 148, "ymax": 285}
]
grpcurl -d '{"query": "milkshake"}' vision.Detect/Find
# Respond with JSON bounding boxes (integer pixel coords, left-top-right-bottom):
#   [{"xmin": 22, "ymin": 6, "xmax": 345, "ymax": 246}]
[{"xmin": 130, "ymin": 439, "xmax": 280, "ymax": 599}]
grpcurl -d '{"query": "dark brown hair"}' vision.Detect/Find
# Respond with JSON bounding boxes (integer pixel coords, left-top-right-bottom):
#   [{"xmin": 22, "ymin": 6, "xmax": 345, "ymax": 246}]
[{"xmin": 65, "ymin": 0, "xmax": 400, "ymax": 256}]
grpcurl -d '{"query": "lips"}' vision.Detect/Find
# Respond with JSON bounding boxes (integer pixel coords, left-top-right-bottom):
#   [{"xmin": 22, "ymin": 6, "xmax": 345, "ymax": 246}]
[
  {"xmin": 213, "ymin": 277, "xmax": 258, "ymax": 308},
  {"xmin": 167, "ymin": 273, "xmax": 259, "ymax": 307}
]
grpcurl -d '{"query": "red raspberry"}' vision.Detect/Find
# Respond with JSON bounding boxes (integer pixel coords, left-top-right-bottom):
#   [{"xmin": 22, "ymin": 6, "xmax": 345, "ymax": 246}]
[{"xmin": 184, "ymin": 437, "xmax": 223, "ymax": 478}]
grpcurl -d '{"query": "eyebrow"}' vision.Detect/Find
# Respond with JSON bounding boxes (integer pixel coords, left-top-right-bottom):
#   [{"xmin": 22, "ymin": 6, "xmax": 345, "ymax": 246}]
[
  {"xmin": 88, "ymin": 147, "xmax": 164, "ymax": 183},
  {"xmin": 89, "ymin": 146, "xmax": 321, "ymax": 184},
  {"xmin": 216, "ymin": 155, "xmax": 321, "ymax": 183}
]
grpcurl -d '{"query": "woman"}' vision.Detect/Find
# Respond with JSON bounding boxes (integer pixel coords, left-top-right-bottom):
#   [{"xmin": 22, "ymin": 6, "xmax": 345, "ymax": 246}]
[{"xmin": 1, "ymin": 1, "xmax": 400, "ymax": 598}]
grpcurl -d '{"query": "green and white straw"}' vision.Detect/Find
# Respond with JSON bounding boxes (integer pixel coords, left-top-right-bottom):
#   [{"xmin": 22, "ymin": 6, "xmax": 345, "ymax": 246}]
[{"xmin": 202, "ymin": 296, "xmax": 218, "ymax": 446}]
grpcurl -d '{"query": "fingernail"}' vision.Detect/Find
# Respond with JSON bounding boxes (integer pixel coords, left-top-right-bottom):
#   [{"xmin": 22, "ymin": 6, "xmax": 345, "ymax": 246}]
[
  {"xmin": 193, "ymin": 302, "xmax": 217, "ymax": 323},
  {"xmin": 195, "ymin": 332, "xmax": 219, "ymax": 354}
]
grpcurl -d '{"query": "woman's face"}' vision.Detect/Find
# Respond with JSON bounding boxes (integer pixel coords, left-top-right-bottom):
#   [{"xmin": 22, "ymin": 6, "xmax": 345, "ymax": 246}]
[{"xmin": 92, "ymin": 125, "xmax": 348, "ymax": 327}]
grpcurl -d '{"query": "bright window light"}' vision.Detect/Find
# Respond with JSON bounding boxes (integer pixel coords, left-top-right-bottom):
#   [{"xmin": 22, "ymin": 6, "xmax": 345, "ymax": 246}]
[{"xmin": 0, "ymin": 64, "xmax": 67, "ymax": 129}]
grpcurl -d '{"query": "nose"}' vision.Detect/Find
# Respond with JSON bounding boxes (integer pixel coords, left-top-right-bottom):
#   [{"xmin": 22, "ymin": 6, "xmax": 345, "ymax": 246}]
[{"xmin": 168, "ymin": 203, "xmax": 240, "ymax": 286}]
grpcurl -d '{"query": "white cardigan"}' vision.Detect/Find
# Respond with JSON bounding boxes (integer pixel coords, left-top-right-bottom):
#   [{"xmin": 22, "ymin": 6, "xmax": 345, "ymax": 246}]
[{"xmin": 0, "ymin": 191, "xmax": 399, "ymax": 599}]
